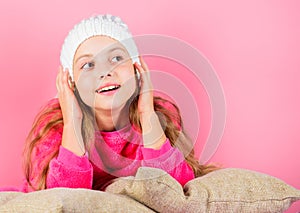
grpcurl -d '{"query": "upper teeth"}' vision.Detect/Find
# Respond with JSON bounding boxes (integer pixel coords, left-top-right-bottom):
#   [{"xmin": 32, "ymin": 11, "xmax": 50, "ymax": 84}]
[{"xmin": 97, "ymin": 85, "xmax": 119, "ymax": 93}]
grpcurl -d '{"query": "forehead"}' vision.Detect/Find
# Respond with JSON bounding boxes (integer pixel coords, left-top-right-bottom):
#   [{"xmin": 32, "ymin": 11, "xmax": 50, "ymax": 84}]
[{"xmin": 74, "ymin": 35, "xmax": 126, "ymax": 59}]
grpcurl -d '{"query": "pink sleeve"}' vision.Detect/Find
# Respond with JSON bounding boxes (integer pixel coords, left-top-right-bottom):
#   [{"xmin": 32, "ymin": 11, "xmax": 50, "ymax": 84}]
[
  {"xmin": 141, "ymin": 139, "xmax": 195, "ymax": 186},
  {"xmin": 46, "ymin": 146, "xmax": 93, "ymax": 189}
]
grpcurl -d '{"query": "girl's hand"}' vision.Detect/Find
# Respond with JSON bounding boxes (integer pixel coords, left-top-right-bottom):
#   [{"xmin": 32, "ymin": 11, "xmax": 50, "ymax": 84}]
[
  {"xmin": 134, "ymin": 57, "xmax": 166, "ymax": 149},
  {"xmin": 56, "ymin": 66, "xmax": 85, "ymax": 156},
  {"xmin": 134, "ymin": 57, "xmax": 154, "ymax": 115},
  {"xmin": 56, "ymin": 66, "xmax": 82, "ymax": 124}
]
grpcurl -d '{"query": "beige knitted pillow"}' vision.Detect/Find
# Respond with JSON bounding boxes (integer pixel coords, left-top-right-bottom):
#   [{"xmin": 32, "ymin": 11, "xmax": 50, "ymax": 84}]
[
  {"xmin": 0, "ymin": 188, "xmax": 154, "ymax": 212},
  {"xmin": 106, "ymin": 167, "xmax": 300, "ymax": 213}
]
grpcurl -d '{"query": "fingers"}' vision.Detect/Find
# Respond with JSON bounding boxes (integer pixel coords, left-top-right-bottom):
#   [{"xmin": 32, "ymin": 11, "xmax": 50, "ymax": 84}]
[
  {"xmin": 56, "ymin": 65, "xmax": 63, "ymax": 92},
  {"xmin": 134, "ymin": 56, "xmax": 153, "ymax": 94},
  {"xmin": 139, "ymin": 56, "xmax": 149, "ymax": 71},
  {"xmin": 56, "ymin": 66, "xmax": 74, "ymax": 93},
  {"xmin": 134, "ymin": 62, "xmax": 143, "ymax": 80},
  {"xmin": 135, "ymin": 56, "xmax": 155, "ymax": 115},
  {"xmin": 134, "ymin": 56, "xmax": 151, "ymax": 82},
  {"xmin": 134, "ymin": 56, "xmax": 149, "ymax": 76}
]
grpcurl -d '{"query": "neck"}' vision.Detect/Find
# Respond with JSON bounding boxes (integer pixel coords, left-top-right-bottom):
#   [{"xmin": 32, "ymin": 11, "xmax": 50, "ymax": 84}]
[{"xmin": 95, "ymin": 104, "xmax": 130, "ymax": 132}]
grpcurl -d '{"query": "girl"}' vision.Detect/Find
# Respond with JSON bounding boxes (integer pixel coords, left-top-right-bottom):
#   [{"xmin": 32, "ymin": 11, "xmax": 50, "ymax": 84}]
[{"xmin": 23, "ymin": 14, "xmax": 216, "ymax": 192}]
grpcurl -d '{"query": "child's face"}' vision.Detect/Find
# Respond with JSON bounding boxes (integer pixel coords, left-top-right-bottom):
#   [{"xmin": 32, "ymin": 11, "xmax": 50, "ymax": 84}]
[{"xmin": 73, "ymin": 35, "xmax": 137, "ymax": 112}]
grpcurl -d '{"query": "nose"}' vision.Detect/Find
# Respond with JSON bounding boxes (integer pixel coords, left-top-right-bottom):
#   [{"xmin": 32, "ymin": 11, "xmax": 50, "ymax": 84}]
[
  {"xmin": 95, "ymin": 61, "xmax": 115, "ymax": 79},
  {"xmin": 100, "ymin": 71, "xmax": 113, "ymax": 79}
]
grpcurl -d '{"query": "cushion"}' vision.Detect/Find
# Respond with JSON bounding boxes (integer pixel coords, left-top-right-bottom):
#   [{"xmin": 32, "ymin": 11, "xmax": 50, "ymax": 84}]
[
  {"xmin": 0, "ymin": 167, "xmax": 299, "ymax": 212},
  {"xmin": 106, "ymin": 167, "xmax": 300, "ymax": 213},
  {"xmin": 0, "ymin": 188, "xmax": 154, "ymax": 212}
]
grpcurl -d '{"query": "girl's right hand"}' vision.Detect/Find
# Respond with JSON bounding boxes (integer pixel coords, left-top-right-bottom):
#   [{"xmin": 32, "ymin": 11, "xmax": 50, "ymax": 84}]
[
  {"xmin": 56, "ymin": 66, "xmax": 85, "ymax": 156},
  {"xmin": 56, "ymin": 66, "xmax": 83, "ymax": 125}
]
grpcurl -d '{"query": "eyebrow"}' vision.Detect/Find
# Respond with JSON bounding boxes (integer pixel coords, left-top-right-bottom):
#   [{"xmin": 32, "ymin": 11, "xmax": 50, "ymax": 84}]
[
  {"xmin": 74, "ymin": 47, "xmax": 127, "ymax": 65},
  {"xmin": 107, "ymin": 47, "xmax": 127, "ymax": 54},
  {"xmin": 74, "ymin": 54, "xmax": 93, "ymax": 65}
]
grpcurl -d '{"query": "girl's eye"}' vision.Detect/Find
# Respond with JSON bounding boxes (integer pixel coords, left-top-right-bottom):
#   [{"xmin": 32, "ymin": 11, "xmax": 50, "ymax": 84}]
[
  {"xmin": 111, "ymin": 55, "xmax": 123, "ymax": 63},
  {"xmin": 81, "ymin": 62, "xmax": 95, "ymax": 70}
]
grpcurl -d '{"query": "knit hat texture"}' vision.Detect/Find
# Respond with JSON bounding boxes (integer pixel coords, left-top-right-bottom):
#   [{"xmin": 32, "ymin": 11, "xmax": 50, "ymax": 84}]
[{"xmin": 60, "ymin": 14, "xmax": 140, "ymax": 80}]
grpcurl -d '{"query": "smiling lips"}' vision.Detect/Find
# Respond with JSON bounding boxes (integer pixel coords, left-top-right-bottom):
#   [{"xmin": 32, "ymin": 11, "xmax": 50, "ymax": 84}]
[{"xmin": 95, "ymin": 84, "xmax": 121, "ymax": 95}]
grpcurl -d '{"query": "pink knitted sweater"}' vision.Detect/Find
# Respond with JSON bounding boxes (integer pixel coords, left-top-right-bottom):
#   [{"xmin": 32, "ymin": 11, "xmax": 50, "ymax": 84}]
[{"xmin": 23, "ymin": 103, "xmax": 194, "ymax": 192}]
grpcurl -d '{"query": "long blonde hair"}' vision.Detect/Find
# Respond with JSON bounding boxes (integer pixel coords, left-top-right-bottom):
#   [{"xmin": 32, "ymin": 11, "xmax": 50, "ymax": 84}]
[{"xmin": 24, "ymin": 89, "xmax": 218, "ymax": 191}]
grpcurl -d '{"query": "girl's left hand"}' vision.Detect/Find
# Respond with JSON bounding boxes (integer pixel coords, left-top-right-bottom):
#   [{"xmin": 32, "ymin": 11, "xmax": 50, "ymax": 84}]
[
  {"xmin": 134, "ymin": 56, "xmax": 154, "ymax": 115},
  {"xmin": 134, "ymin": 56, "xmax": 167, "ymax": 149}
]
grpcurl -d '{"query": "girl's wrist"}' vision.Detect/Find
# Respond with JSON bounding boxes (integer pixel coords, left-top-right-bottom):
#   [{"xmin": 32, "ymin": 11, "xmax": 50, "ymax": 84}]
[
  {"xmin": 63, "ymin": 122, "xmax": 82, "ymax": 132},
  {"xmin": 139, "ymin": 110, "xmax": 156, "ymax": 123},
  {"xmin": 140, "ymin": 111, "xmax": 167, "ymax": 150},
  {"xmin": 62, "ymin": 121, "xmax": 85, "ymax": 156},
  {"xmin": 62, "ymin": 116, "xmax": 82, "ymax": 127}
]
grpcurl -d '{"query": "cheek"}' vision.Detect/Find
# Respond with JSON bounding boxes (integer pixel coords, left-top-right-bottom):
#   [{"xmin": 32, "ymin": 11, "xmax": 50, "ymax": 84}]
[
  {"xmin": 119, "ymin": 67, "xmax": 137, "ymax": 92},
  {"xmin": 116, "ymin": 62, "xmax": 135, "ymax": 81},
  {"xmin": 124, "ymin": 77, "xmax": 137, "ymax": 93},
  {"xmin": 75, "ymin": 74, "xmax": 96, "ymax": 106}
]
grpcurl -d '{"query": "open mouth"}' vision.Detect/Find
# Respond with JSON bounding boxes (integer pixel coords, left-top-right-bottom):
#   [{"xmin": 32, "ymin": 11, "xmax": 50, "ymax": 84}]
[{"xmin": 95, "ymin": 84, "xmax": 121, "ymax": 94}]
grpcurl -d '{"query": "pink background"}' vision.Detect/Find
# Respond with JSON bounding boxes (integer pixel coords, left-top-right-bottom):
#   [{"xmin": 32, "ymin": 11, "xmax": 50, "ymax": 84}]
[{"xmin": 0, "ymin": 0, "xmax": 299, "ymax": 211}]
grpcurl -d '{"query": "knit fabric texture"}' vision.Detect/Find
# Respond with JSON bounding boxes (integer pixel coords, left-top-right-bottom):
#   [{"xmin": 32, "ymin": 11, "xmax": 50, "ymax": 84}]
[
  {"xmin": 60, "ymin": 14, "xmax": 140, "ymax": 80},
  {"xmin": 22, "ymin": 98, "xmax": 194, "ymax": 192}
]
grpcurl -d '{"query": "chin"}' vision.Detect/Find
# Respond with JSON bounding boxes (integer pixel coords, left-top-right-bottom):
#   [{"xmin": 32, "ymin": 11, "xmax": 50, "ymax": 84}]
[{"xmin": 94, "ymin": 98, "xmax": 128, "ymax": 112}]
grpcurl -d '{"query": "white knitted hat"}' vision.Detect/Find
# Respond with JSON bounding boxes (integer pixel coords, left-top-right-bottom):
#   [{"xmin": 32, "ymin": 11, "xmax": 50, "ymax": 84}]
[{"xmin": 60, "ymin": 14, "xmax": 140, "ymax": 80}]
